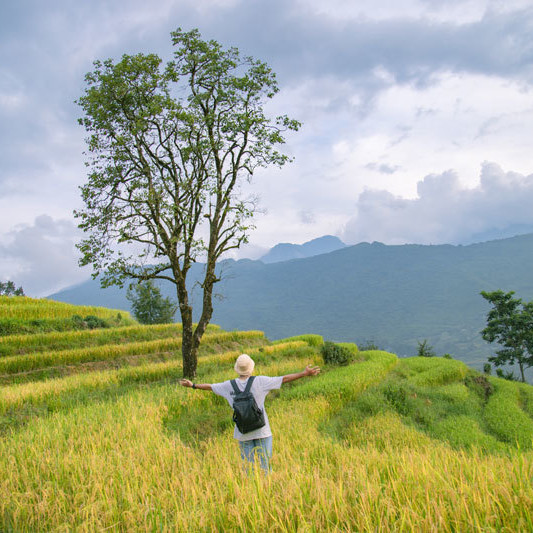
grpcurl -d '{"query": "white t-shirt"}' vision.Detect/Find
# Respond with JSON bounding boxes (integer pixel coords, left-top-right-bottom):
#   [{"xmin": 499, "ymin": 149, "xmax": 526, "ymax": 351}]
[{"xmin": 211, "ymin": 375, "xmax": 283, "ymax": 441}]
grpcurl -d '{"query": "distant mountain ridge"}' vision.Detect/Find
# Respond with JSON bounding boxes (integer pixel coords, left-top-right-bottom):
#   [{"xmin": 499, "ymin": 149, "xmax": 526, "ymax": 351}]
[
  {"xmin": 260, "ymin": 235, "xmax": 346, "ymax": 263},
  {"xmin": 49, "ymin": 233, "xmax": 533, "ymax": 373}
]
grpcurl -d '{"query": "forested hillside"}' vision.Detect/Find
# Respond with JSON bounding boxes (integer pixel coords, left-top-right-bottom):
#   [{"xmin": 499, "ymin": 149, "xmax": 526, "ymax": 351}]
[{"xmin": 50, "ymin": 233, "xmax": 533, "ymax": 370}]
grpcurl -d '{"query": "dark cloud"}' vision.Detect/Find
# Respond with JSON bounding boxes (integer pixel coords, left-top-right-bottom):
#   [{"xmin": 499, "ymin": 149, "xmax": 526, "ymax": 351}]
[
  {"xmin": 0, "ymin": 215, "xmax": 88, "ymax": 296},
  {"xmin": 198, "ymin": 1, "xmax": 533, "ymax": 87},
  {"xmin": 342, "ymin": 163, "xmax": 533, "ymax": 245}
]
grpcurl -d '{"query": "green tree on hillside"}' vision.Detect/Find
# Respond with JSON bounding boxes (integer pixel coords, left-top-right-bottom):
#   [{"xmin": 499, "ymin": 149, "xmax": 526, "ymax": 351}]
[
  {"xmin": 480, "ymin": 290, "xmax": 533, "ymax": 382},
  {"xmin": 127, "ymin": 281, "xmax": 178, "ymax": 325},
  {"xmin": 0, "ymin": 281, "xmax": 24, "ymax": 296},
  {"xmin": 417, "ymin": 339, "xmax": 436, "ymax": 357},
  {"xmin": 75, "ymin": 28, "xmax": 300, "ymax": 377}
]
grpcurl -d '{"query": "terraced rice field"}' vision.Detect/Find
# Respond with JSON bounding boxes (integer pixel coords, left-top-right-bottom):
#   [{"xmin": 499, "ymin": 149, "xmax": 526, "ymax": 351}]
[{"xmin": 1, "ymin": 297, "xmax": 532, "ymax": 531}]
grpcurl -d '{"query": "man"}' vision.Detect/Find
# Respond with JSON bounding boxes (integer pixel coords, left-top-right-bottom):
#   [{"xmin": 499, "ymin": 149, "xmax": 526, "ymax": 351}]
[{"xmin": 179, "ymin": 353, "xmax": 320, "ymax": 472}]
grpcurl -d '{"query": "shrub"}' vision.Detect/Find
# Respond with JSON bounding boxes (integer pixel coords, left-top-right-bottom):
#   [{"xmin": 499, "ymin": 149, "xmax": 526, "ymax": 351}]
[
  {"xmin": 495, "ymin": 368, "xmax": 518, "ymax": 381},
  {"xmin": 464, "ymin": 373, "xmax": 494, "ymax": 402},
  {"xmin": 417, "ymin": 340, "xmax": 436, "ymax": 357},
  {"xmin": 84, "ymin": 315, "xmax": 110, "ymax": 329},
  {"xmin": 71, "ymin": 315, "xmax": 111, "ymax": 330},
  {"xmin": 321, "ymin": 341, "xmax": 354, "ymax": 366},
  {"xmin": 358, "ymin": 341, "xmax": 380, "ymax": 351},
  {"xmin": 383, "ymin": 383, "xmax": 410, "ymax": 416}
]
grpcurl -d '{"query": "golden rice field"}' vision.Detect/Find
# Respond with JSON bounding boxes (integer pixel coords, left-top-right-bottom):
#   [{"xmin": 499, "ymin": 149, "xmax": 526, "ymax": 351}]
[
  {"xmin": 1, "ymin": 297, "xmax": 533, "ymax": 532},
  {"xmin": 0, "ymin": 297, "xmax": 130, "ymax": 320}
]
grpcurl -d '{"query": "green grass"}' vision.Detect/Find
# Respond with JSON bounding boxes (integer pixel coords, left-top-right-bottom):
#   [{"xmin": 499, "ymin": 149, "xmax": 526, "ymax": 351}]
[
  {"xmin": 272, "ymin": 334, "xmax": 324, "ymax": 347},
  {"xmin": 483, "ymin": 378, "xmax": 533, "ymax": 448}
]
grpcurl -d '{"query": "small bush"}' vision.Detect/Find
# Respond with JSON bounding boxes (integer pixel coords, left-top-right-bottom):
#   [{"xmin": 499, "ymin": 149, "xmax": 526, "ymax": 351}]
[
  {"xmin": 417, "ymin": 340, "xmax": 436, "ymax": 357},
  {"xmin": 321, "ymin": 341, "xmax": 354, "ymax": 366},
  {"xmin": 383, "ymin": 383, "xmax": 410, "ymax": 416},
  {"xmin": 71, "ymin": 315, "xmax": 110, "ymax": 330},
  {"xmin": 359, "ymin": 341, "xmax": 380, "ymax": 351},
  {"xmin": 84, "ymin": 315, "xmax": 110, "ymax": 329},
  {"xmin": 495, "ymin": 368, "xmax": 518, "ymax": 381},
  {"xmin": 464, "ymin": 374, "xmax": 494, "ymax": 402}
]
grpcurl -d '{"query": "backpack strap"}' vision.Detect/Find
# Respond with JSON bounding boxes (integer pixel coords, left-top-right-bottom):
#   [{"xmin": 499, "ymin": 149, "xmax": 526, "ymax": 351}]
[
  {"xmin": 243, "ymin": 375, "xmax": 256, "ymax": 394},
  {"xmin": 230, "ymin": 379, "xmax": 240, "ymax": 394}
]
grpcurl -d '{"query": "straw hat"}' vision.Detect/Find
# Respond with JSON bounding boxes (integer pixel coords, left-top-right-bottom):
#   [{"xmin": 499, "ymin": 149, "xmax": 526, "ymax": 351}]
[{"xmin": 234, "ymin": 354, "xmax": 255, "ymax": 376}]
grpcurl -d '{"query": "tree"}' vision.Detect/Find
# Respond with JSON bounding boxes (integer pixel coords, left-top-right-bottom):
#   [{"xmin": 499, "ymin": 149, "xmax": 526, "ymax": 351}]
[
  {"xmin": 75, "ymin": 28, "xmax": 300, "ymax": 377},
  {"xmin": 417, "ymin": 339, "xmax": 435, "ymax": 357},
  {"xmin": 480, "ymin": 290, "xmax": 533, "ymax": 383},
  {"xmin": 127, "ymin": 281, "xmax": 178, "ymax": 324},
  {"xmin": 0, "ymin": 281, "xmax": 24, "ymax": 296}
]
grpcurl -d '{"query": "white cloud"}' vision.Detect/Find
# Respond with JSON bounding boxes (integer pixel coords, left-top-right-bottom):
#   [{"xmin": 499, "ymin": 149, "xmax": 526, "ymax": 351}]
[
  {"xmin": 342, "ymin": 163, "xmax": 533, "ymax": 245},
  {"xmin": 328, "ymin": 72, "xmax": 533, "ymax": 201},
  {"xmin": 0, "ymin": 215, "xmax": 89, "ymax": 297}
]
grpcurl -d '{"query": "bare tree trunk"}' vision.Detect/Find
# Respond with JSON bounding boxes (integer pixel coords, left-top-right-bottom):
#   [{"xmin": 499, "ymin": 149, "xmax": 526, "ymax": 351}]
[
  {"xmin": 193, "ymin": 264, "xmax": 216, "ymax": 348},
  {"xmin": 519, "ymin": 361, "xmax": 525, "ymax": 383},
  {"xmin": 177, "ymin": 279, "xmax": 198, "ymax": 379}
]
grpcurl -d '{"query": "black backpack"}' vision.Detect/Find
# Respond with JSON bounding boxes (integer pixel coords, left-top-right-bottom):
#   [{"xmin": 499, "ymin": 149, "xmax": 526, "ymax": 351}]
[{"xmin": 230, "ymin": 376, "xmax": 266, "ymax": 434}]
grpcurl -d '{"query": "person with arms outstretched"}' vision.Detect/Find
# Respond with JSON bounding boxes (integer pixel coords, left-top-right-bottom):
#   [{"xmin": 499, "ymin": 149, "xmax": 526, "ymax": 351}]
[{"xmin": 179, "ymin": 353, "xmax": 320, "ymax": 472}]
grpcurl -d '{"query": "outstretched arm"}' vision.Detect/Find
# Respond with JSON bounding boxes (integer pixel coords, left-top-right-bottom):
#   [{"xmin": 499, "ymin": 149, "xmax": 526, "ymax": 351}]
[
  {"xmin": 179, "ymin": 379, "xmax": 212, "ymax": 391},
  {"xmin": 282, "ymin": 365, "xmax": 320, "ymax": 384}
]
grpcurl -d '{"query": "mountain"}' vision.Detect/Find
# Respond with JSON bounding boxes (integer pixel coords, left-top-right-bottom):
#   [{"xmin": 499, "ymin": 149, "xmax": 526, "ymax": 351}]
[
  {"xmin": 260, "ymin": 235, "xmax": 346, "ymax": 263},
  {"xmin": 49, "ymin": 233, "xmax": 533, "ymax": 372}
]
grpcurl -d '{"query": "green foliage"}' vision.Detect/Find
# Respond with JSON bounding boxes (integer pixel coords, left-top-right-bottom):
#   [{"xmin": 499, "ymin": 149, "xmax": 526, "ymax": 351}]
[
  {"xmin": 483, "ymin": 379, "xmax": 533, "ymax": 448},
  {"xmin": 72, "ymin": 315, "xmax": 110, "ymax": 330},
  {"xmin": 76, "ymin": 28, "xmax": 301, "ymax": 377},
  {"xmin": 417, "ymin": 339, "xmax": 436, "ymax": 357},
  {"xmin": 127, "ymin": 282, "xmax": 177, "ymax": 325},
  {"xmin": 320, "ymin": 341, "xmax": 354, "ymax": 366},
  {"xmin": 358, "ymin": 340, "xmax": 380, "ymax": 351},
  {"xmin": 495, "ymin": 368, "xmax": 518, "ymax": 381},
  {"xmin": 481, "ymin": 290, "xmax": 533, "ymax": 382},
  {"xmin": 464, "ymin": 373, "xmax": 494, "ymax": 402},
  {"xmin": 382, "ymin": 383, "xmax": 410, "ymax": 416},
  {"xmin": 0, "ymin": 281, "xmax": 24, "ymax": 296}
]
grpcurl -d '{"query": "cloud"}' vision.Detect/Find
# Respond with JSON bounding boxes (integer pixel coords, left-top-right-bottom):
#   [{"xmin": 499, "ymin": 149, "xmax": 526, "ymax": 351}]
[
  {"xmin": 206, "ymin": 1, "xmax": 533, "ymax": 89},
  {"xmin": 365, "ymin": 162, "xmax": 401, "ymax": 174},
  {"xmin": 342, "ymin": 163, "xmax": 533, "ymax": 245},
  {"xmin": 0, "ymin": 215, "xmax": 89, "ymax": 297}
]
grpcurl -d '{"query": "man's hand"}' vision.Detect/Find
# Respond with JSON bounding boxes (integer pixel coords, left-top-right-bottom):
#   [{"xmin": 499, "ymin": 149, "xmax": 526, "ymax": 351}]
[
  {"xmin": 303, "ymin": 365, "xmax": 321, "ymax": 377},
  {"xmin": 179, "ymin": 379, "xmax": 193, "ymax": 388}
]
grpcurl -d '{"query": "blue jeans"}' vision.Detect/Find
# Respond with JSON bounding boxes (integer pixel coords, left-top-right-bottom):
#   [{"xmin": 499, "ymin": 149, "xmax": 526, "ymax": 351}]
[{"xmin": 238, "ymin": 436, "xmax": 273, "ymax": 473}]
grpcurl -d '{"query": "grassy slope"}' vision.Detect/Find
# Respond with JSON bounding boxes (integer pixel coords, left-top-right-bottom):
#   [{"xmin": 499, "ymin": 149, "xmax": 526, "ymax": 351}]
[{"xmin": 1, "ymin": 299, "xmax": 533, "ymax": 531}]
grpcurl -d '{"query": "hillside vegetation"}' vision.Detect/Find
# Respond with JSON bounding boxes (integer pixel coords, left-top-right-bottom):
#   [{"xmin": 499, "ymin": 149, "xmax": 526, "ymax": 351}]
[
  {"xmin": 1, "ymin": 298, "xmax": 532, "ymax": 531},
  {"xmin": 50, "ymin": 233, "xmax": 533, "ymax": 371}
]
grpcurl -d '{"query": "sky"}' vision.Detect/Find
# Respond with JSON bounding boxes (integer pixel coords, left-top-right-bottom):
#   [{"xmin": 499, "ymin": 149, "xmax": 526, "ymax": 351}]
[{"xmin": 1, "ymin": 0, "xmax": 533, "ymax": 296}]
